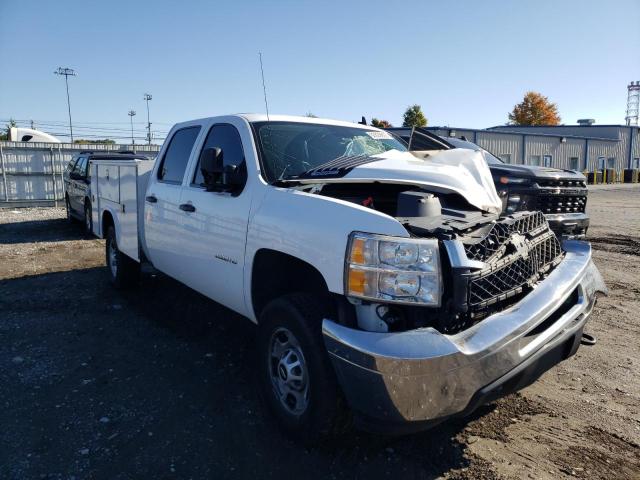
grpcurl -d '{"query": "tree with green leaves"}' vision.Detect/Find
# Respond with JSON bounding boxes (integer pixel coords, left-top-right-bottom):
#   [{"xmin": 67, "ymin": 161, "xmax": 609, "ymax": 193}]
[
  {"xmin": 0, "ymin": 118, "xmax": 16, "ymax": 141},
  {"xmin": 402, "ymin": 105, "xmax": 427, "ymax": 128},
  {"xmin": 508, "ymin": 91, "xmax": 560, "ymax": 126},
  {"xmin": 370, "ymin": 118, "xmax": 393, "ymax": 128}
]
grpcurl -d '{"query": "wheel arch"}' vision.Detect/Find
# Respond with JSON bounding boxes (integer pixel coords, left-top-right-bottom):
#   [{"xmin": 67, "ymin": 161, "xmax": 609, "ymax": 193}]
[
  {"xmin": 250, "ymin": 249, "xmax": 330, "ymax": 322},
  {"xmin": 100, "ymin": 207, "xmax": 120, "ymax": 241}
]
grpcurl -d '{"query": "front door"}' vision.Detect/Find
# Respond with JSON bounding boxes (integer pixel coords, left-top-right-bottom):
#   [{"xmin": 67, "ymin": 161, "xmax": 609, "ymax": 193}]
[
  {"xmin": 178, "ymin": 122, "xmax": 252, "ymax": 316},
  {"xmin": 70, "ymin": 156, "xmax": 87, "ymax": 214},
  {"xmin": 144, "ymin": 125, "xmax": 202, "ymax": 280}
]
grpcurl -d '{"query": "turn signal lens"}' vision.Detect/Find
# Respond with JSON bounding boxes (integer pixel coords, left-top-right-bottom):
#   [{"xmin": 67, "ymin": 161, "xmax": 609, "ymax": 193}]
[{"xmin": 347, "ymin": 268, "xmax": 367, "ymax": 295}]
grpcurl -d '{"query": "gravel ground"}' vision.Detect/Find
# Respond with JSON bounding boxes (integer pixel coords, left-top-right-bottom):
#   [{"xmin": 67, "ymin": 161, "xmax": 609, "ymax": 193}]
[{"xmin": 0, "ymin": 186, "xmax": 639, "ymax": 479}]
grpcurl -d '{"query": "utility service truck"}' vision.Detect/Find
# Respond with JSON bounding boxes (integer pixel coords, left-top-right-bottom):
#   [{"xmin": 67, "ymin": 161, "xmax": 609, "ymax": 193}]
[{"xmin": 89, "ymin": 114, "xmax": 606, "ymax": 441}]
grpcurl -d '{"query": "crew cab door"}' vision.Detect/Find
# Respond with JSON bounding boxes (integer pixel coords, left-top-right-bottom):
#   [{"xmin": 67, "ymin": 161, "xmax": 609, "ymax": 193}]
[
  {"xmin": 177, "ymin": 121, "xmax": 252, "ymax": 316},
  {"xmin": 144, "ymin": 125, "xmax": 202, "ymax": 278}
]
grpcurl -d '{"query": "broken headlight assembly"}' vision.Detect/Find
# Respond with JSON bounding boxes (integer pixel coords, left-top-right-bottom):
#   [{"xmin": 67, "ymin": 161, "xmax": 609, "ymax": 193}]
[{"xmin": 345, "ymin": 232, "xmax": 442, "ymax": 306}]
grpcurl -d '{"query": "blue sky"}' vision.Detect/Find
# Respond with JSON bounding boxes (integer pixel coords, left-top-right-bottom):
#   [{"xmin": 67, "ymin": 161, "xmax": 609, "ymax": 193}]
[{"xmin": 1, "ymin": 0, "xmax": 638, "ymax": 142}]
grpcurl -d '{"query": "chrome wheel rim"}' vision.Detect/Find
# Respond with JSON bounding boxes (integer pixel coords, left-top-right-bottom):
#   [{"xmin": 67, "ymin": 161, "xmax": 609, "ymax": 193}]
[
  {"xmin": 268, "ymin": 327, "xmax": 309, "ymax": 416},
  {"xmin": 108, "ymin": 238, "xmax": 118, "ymax": 277}
]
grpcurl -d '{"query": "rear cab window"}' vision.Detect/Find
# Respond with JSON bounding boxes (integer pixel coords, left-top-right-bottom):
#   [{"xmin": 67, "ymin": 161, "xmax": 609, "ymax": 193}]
[{"xmin": 157, "ymin": 127, "xmax": 201, "ymax": 184}]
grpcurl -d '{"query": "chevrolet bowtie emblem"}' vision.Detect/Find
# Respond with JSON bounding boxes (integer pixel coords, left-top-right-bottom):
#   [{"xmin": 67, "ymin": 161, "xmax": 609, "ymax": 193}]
[{"xmin": 510, "ymin": 233, "xmax": 530, "ymax": 259}]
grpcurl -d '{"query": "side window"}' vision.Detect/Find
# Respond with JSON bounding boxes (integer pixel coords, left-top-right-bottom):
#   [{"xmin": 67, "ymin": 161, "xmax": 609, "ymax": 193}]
[
  {"xmin": 73, "ymin": 157, "xmax": 87, "ymax": 176},
  {"xmin": 157, "ymin": 126, "xmax": 201, "ymax": 183},
  {"xmin": 66, "ymin": 158, "xmax": 78, "ymax": 172},
  {"xmin": 193, "ymin": 124, "xmax": 246, "ymax": 188}
]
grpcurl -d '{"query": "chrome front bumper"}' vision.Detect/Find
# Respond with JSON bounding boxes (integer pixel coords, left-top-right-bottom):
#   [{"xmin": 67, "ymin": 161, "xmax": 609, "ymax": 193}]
[
  {"xmin": 545, "ymin": 212, "xmax": 590, "ymax": 237},
  {"xmin": 322, "ymin": 240, "xmax": 606, "ymax": 432}
]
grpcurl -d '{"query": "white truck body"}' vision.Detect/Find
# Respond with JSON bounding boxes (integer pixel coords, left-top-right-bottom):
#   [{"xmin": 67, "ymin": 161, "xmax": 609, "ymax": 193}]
[
  {"xmin": 90, "ymin": 114, "xmax": 606, "ymax": 435},
  {"xmin": 90, "ymin": 158, "xmax": 154, "ymax": 261}
]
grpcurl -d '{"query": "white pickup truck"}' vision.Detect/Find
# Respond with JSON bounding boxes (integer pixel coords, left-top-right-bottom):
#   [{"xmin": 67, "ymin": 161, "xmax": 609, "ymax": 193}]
[{"xmin": 90, "ymin": 114, "xmax": 606, "ymax": 440}]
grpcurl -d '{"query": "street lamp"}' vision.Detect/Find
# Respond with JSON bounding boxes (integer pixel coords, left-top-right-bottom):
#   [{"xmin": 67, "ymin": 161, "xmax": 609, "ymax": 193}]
[
  {"xmin": 128, "ymin": 110, "xmax": 136, "ymax": 145},
  {"xmin": 54, "ymin": 67, "xmax": 76, "ymax": 142},
  {"xmin": 143, "ymin": 93, "xmax": 152, "ymax": 145}
]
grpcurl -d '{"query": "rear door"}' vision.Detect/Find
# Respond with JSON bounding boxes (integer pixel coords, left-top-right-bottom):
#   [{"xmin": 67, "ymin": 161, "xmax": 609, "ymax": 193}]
[
  {"xmin": 177, "ymin": 121, "xmax": 252, "ymax": 315},
  {"xmin": 144, "ymin": 125, "xmax": 202, "ymax": 279}
]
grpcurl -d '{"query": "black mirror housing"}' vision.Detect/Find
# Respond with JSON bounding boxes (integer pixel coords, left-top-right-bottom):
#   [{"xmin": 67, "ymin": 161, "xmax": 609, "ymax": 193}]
[
  {"xmin": 222, "ymin": 164, "xmax": 244, "ymax": 187},
  {"xmin": 200, "ymin": 147, "xmax": 223, "ymax": 189},
  {"xmin": 200, "ymin": 147, "xmax": 246, "ymax": 193}
]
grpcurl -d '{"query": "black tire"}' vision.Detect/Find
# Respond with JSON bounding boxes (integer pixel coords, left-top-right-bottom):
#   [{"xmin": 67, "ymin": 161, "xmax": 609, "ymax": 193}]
[
  {"xmin": 65, "ymin": 196, "xmax": 76, "ymax": 223},
  {"xmin": 257, "ymin": 293, "xmax": 350, "ymax": 444},
  {"xmin": 84, "ymin": 201, "xmax": 93, "ymax": 235},
  {"xmin": 105, "ymin": 226, "xmax": 140, "ymax": 289}
]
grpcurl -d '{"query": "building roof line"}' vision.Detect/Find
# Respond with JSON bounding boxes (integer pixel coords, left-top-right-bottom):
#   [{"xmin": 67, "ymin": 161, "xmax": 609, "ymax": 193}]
[
  {"xmin": 489, "ymin": 124, "xmax": 637, "ymax": 129},
  {"xmin": 424, "ymin": 127, "xmax": 619, "ymax": 142}
]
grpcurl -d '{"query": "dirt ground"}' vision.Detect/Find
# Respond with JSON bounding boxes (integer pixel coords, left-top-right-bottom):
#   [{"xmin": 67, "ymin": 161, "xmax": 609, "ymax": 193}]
[{"xmin": 1, "ymin": 186, "xmax": 639, "ymax": 480}]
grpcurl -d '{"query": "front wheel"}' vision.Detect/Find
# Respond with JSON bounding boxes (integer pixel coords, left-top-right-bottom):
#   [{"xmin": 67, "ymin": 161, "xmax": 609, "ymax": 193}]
[
  {"xmin": 257, "ymin": 293, "xmax": 350, "ymax": 443},
  {"xmin": 84, "ymin": 202, "xmax": 93, "ymax": 235},
  {"xmin": 105, "ymin": 226, "xmax": 140, "ymax": 289},
  {"xmin": 65, "ymin": 196, "xmax": 76, "ymax": 223}
]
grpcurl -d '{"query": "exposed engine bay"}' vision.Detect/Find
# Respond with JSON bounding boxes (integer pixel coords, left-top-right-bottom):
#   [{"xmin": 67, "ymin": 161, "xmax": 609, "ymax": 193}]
[
  {"xmin": 308, "ymin": 182, "xmax": 499, "ymax": 238},
  {"xmin": 305, "ymin": 182, "xmax": 566, "ymax": 335}
]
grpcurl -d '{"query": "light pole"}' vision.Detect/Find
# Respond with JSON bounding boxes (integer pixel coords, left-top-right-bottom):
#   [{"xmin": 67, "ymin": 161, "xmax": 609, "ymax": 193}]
[
  {"xmin": 54, "ymin": 67, "xmax": 76, "ymax": 142},
  {"xmin": 143, "ymin": 93, "xmax": 152, "ymax": 145},
  {"xmin": 128, "ymin": 110, "xmax": 136, "ymax": 145}
]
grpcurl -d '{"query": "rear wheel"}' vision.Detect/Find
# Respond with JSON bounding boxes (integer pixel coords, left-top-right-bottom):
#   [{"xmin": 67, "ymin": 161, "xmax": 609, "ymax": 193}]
[
  {"xmin": 105, "ymin": 226, "xmax": 139, "ymax": 289},
  {"xmin": 257, "ymin": 293, "xmax": 350, "ymax": 443}
]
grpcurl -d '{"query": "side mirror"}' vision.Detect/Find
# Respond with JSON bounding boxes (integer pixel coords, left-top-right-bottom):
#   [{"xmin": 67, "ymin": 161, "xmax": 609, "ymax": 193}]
[
  {"xmin": 222, "ymin": 164, "xmax": 246, "ymax": 190},
  {"xmin": 200, "ymin": 147, "xmax": 223, "ymax": 188}
]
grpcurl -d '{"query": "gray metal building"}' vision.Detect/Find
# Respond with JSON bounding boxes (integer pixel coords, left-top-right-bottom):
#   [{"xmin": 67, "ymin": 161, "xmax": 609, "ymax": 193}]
[
  {"xmin": 0, "ymin": 141, "xmax": 160, "ymax": 207},
  {"xmin": 426, "ymin": 124, "xmax": 640, "ymax": 173}
]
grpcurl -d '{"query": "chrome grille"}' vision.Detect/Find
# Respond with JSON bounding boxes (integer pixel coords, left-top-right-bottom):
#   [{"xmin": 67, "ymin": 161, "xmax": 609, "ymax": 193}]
[
  {"xmin": 468, "ymin": 231, "xmax": 563, "ymax": 309},
  {"xmin": 464, "ymin": 211, "xmax": 547, "ymax": 264},
  {"xmin": 537, "ymin": 179, "xmax": 586, "ymax": 188},
  {"xmin": 537, "ymin": 194, "xmax": 587, "ymax": 214}
]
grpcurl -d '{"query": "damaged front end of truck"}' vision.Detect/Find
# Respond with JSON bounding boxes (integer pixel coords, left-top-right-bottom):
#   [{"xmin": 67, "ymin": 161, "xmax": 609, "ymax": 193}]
[{"xmin": 299, "ymin": 148, "xmax": 606, "ymax": 433}]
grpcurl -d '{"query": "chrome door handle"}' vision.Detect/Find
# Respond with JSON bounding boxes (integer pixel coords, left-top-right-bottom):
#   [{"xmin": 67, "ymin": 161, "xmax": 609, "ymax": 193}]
[
  {"xmin": 179, "ymin": 203, "xmax": 196, "ymax": 212},
  {"xmin": 145, "ymin": 195, "xmax": 157, "ymax": 203}
]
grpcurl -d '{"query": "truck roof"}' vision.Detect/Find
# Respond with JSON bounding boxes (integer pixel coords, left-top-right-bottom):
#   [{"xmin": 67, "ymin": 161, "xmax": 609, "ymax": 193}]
[{"xmin": 172, "ymin": 114, "xmax": 377, "ymax": 130}]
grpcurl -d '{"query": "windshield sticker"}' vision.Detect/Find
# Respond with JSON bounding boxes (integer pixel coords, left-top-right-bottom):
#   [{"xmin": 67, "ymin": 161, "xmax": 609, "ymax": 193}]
[{"xmin": 365, "ymin": 131, "xmax": 393, "ymax": 140}]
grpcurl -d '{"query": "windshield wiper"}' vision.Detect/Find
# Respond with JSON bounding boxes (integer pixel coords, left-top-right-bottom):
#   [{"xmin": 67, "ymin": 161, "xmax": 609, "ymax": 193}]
[{"xmin": 293, "ymin": 154, "xmax": 381, "ymax": 179}]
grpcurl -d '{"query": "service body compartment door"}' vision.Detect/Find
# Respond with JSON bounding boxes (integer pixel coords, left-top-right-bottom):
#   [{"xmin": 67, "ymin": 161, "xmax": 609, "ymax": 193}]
[
  {"xmin": 118, "ymin": 164, "xmax": 140, "ymax": 261},
  {"xmin": 98, "ymin": 164, "xmax": 120, "ymax": 202},
  {"xmin": 90, "ymin": 162, "xmax": 100, "ymax": 236}
]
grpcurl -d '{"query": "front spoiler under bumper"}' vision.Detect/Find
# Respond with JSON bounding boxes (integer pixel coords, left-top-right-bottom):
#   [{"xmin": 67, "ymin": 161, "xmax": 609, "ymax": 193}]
[{"xmin": 322, "ymin": 240, "xmax": 606, "ymax": 433}]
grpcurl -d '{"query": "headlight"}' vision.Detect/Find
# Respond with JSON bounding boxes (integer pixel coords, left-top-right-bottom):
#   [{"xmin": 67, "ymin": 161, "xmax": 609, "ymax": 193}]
[
  {"xmin": 506, "ymin": 194, "xmax": 521, "ymax": 213},
  {"xmin": 345, "ymin": 232, "xmax": 442, "ymax": 306}
]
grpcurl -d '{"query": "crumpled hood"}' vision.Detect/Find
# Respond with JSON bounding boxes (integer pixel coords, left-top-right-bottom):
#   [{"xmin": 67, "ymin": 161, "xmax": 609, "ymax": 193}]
[{"xmin": 339, "ymin": 149, "xmax": 502, "ymax": 213}]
